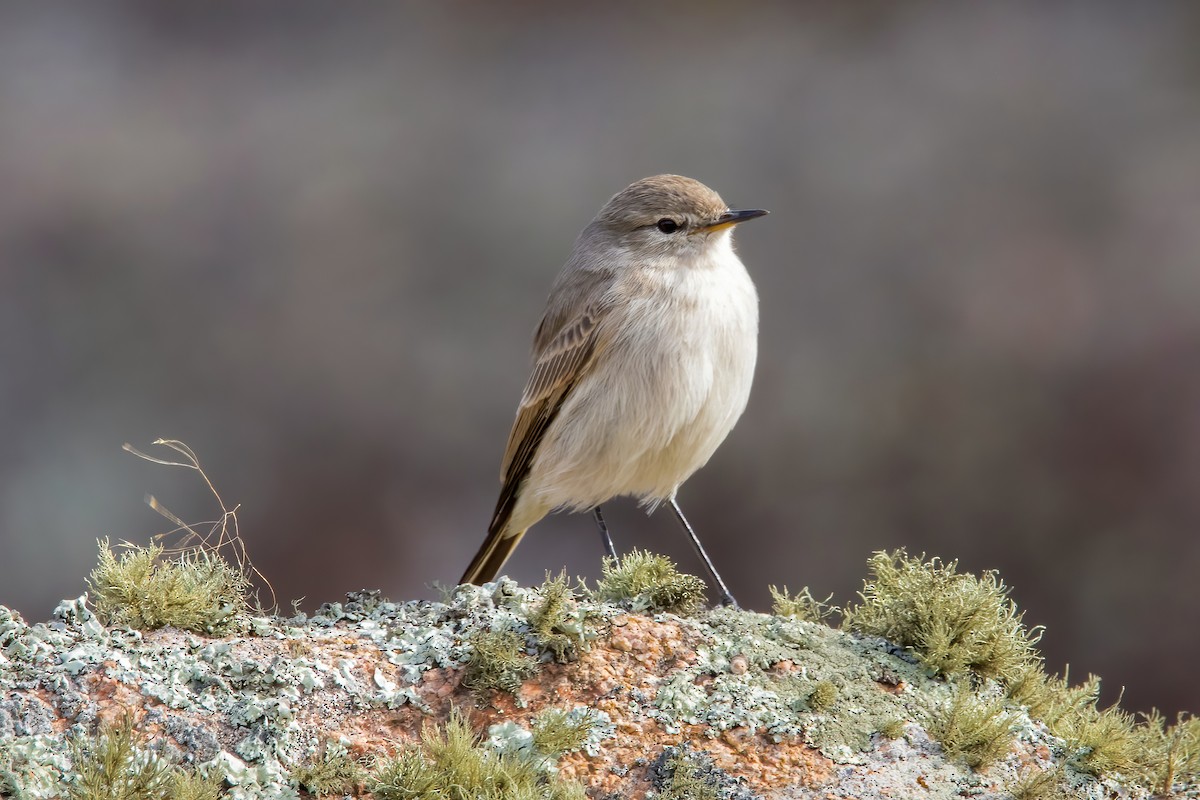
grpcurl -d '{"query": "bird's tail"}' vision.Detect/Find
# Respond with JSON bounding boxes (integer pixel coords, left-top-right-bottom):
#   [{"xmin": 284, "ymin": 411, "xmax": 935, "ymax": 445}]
[{"xmin": 459, "ymin": 527, "xmax": 527, "ymax": 585}]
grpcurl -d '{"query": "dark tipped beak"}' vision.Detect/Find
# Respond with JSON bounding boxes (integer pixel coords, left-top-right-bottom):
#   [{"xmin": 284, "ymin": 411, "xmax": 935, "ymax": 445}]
[{"xmin": 698, "ymin": 208, "xmax": 770, "ymax": 233}]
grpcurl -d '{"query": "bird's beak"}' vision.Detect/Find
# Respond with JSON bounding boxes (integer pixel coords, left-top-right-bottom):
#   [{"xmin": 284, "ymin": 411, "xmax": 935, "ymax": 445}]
[{"xmin": 696, "ymin": 208, "xmax": 770, "ymax": 234}]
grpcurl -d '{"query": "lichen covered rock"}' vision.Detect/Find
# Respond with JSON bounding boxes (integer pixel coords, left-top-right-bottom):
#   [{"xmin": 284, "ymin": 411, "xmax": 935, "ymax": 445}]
[{"xmin": 0, "ymin": 582, "xmax": 1162, "ymax": 798}]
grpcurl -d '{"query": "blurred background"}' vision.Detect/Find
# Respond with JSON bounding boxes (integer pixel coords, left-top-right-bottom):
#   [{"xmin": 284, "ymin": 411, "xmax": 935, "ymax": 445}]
[{"xmin": 1, "ymin": 2, "xmax": 1198, "ymax": 716}]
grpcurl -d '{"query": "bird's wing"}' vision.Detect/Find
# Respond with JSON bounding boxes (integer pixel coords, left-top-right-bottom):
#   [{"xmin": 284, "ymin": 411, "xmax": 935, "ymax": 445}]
[{"xmin": 490, "ymin": 300, "xmax": 609, "ymax": 535}]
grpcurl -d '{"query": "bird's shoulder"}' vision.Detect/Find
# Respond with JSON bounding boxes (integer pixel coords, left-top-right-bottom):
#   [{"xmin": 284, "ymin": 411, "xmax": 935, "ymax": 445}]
[{"xmin": 531, "ymin": 261, "xmax": 619, "ymax": 356}]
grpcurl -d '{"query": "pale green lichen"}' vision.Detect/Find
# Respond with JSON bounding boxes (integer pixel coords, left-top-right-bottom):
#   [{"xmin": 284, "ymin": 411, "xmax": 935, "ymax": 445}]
[
  {"xmin": 486, "ymin": 707, "xmax": 609, "ymax": 775},
  {"xmin": 1009, "ymin": 665, "xmax": 1101, "ymax": 721},
  {"xmin": 877, "ymin": 718, "xmax": 907, "ymax": 740},
  {"xmin": 664, "ymin": 608, "xmax": 926, "ymax": 756},
  {"xmin": 67, "ymin": 714, "xmax": 173, "ymax": 800}
]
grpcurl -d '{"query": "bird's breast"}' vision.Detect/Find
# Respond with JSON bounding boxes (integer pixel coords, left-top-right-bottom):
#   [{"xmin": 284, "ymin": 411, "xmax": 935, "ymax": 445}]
[
  {"xmin": 642, "ymin": 259, "xmax": 757, "ymax": 423},
  {"xmin": 525, "ymin": 250, "xmax": 759, "ymax": 511},
  {"xmin": 594, "ymin": 256, "xmax": 758, "ymax": 488}
]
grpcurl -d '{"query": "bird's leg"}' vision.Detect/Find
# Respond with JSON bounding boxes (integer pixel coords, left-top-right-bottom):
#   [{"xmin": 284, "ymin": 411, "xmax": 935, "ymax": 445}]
[
  {"xmin": 592, "ymin": 506, "xmax": 617, "ymax": 562},
  {"xmin": 668, "ymin": 497, "xmax": 738, "ymax": 608}
]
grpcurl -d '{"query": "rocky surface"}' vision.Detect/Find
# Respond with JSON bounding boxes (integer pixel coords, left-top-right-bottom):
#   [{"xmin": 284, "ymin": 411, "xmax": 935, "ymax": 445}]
[{"xmin": 0, "ymin": 581, "xmax": 1148, "ymax": 799}]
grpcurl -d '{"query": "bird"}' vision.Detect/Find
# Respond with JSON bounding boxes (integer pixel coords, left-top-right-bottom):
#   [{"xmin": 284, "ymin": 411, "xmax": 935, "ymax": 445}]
[{"xmin": 459, "ymin": 174, "xmax": 767, "ymax": 606}]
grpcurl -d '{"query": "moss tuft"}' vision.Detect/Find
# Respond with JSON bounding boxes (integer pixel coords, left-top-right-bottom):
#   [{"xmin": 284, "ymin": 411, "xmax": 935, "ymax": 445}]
[
  {"xmin": 843, "ymin": 549, "xmax": 1040, "ymax": 686},
  {"xmin": 167, "ymin": 771, "xmax": 224, "ymax": 800},
  {"xmin": 592, "ymin": 550, "xmax": 707, "ymax": 615},
  {"xmin": 650, "ymin": 749, "xmax": 720, "ymax": 800},
  {"xmin": 877, "ymin": 719, "xmax": 906, "ymax": 740},
  {"xmin": 1008, "ymin": 767, "xmax": 1069, "ymax": 800},
  {"xmin": 662, "ymin": 755, "xmax": 720, "ymax": 800},
  {"xmin": 291, "ymin": 742, "xmax": 367, "ymax": 796},
  {"xmin": 1053, "ymin": 696, "xmax": 1144, "ymax": 778},
  {"xmin": 1010, "ymin": 666, "xmax": 1200, "ymax": 787},
  {"xmin": 928, "ymin": 684, "xmax": 1016, "ymax": 770},
  {"xmin": 768, "ymin": 585, "xmax": 835, "ymax": 623},
  {"xmin": 66, "ymin": 714, "xmax": 221, "ymax": 800},
  {"xmin": 87, "ymin": 539, "xmax": 249, "ymax": 635},
  {"xmin": 370, "ymin": 711, "xmax": 586, "ymax": 800},
  {"xmin": 1140, "ymin": 710, "xmax": 1200, "ymax": 794},
  {"xmin": 68, "ymin": 714, "xmax": 173, "ymax": 800},
  {"xmin": 530, "ymin": 708, "xmax": 593, "ymax": 757},
  {"xmin": 1011, "ymin": 668, "xmax": 1148, "ymax": 778},
  {"xmin": 807, "ymin": 680, "xmax": 838, "ymax": 712},
  {"xmin": 463, "ymin": 629, "xmax": 538, "ymax": 696},
  {"xmin": 530, "ymin": 572, "xmax": 586, "ymax": 662},
  {"xmin": 1008, "ymin": 666, "xmax": 1099, "ymax": 727},
  {"xmin": 647, "ymin": 745, "xmax": 752, "ymax": 800}
]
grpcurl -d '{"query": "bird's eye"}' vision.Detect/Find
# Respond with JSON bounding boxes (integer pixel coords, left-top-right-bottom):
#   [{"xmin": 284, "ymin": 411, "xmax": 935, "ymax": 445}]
[{"xmin": 656, "ymin": 218, "xmax": 680, "ymax": 234}]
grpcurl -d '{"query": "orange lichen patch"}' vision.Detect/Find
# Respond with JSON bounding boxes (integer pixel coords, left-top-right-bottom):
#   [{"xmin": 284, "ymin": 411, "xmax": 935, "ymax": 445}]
[
  {"xmin": 26, "ymin": 689, "xmax": 75, "ymax": 735},
  {"xmin": 556, "ymin": 721, "xmax": 834, "ymax": 798},
  {"xmin": 71, "ymin": 668, "xmax": 227, "ymax": 757},
  {"xmin": 79, "ymin": 667, "xmax": 157, "ymax": 727},
  {"xmin": 418, "ymin": 666, "xmax": 466, "ymax": 701},
  {"xmin": 771, "ymin": 659, "xmax": 799, "ymax": 675},
  {"xmin": 549, "ymin": 633, "xmax": 837, "ymax": 796},
  {"xmin": 705, "ymin": 726, "xmax": 834, "ymax": 792},
  {"xmin": 1012, "ymin": 741, "xmax": 1056, "ymax": 773},
  {"xmin": 311, "ymin": 705, "xmax": 427, "ymax": 757},
  {"xmin": 566, "ymin": 614, "xmax": 700, "ymax": 694},
  {"xmin": 289, "ymin": 666, "xmax": 467, "ymax": 755},
  {"xmin": 258, "ymin": 611, "xmax": 803, "ymax": 797},
  {"xmin": 399, "ymin": 612, "xmax": 835, "ymax": 797}
]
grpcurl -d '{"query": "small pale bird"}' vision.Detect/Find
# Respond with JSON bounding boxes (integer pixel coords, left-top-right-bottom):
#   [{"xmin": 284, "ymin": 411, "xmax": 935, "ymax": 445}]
[{"xmin": 459, "ymin": 174, "xmax": 767, "ymax": 605}]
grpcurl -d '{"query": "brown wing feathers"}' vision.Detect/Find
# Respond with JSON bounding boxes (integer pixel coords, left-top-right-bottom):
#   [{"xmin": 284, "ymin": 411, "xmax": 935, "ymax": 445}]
[{"xmin": 458, "ymin": 307, "xmax": 603, "ymax": 585}]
